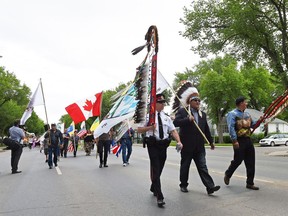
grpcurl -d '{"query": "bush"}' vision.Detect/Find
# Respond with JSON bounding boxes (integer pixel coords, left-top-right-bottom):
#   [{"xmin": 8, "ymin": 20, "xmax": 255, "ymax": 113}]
[{"xmin": 213, "ymin": 133, "xmax": 265, "ymax": 144}]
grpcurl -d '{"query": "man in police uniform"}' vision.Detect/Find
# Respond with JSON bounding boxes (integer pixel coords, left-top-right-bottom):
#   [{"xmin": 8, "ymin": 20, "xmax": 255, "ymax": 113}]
[{"xmin": 137, "ymin": 94, "xmax": 182, "ymax": 207}]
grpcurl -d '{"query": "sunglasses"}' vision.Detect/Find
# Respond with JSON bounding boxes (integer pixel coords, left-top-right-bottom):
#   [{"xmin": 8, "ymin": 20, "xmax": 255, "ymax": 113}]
[
  {"xmin": 191, "ymin": 99, "xmax": 201, "ymax": 102},
  {"xmin": 157, "ymin": 101, "xmax": 166, "ymax": 104}
]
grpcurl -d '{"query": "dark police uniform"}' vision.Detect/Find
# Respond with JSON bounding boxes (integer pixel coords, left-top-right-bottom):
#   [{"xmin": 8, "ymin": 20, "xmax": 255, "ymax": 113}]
[{"xmin": 142, "ymin": 110, "xmax": 175, "ymax": 202}]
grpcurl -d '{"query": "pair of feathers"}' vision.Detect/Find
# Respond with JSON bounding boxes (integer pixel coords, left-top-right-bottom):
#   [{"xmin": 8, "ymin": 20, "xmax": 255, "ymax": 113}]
[{"xmin": 131, "ymin": 25, "xmax": 159, "ymax": 55}]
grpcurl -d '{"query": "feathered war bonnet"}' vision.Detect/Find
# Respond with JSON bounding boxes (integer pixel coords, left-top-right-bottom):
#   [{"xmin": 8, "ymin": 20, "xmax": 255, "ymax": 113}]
[{"xmin": 172, "ymin": 81, "xmax": 200, "ymax": 113}]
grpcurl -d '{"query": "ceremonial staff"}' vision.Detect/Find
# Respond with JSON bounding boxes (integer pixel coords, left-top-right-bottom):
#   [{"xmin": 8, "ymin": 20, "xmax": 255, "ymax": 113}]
[{"xmin": 132, "ymin": 25, "xmax": 159, "ymax": 127}]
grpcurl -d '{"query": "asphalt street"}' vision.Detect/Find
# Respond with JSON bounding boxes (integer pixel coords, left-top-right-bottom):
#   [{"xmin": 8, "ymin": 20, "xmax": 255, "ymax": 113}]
[{"xmin": 0, "ymin": 145, "xmax": 288, "ymax": 216}]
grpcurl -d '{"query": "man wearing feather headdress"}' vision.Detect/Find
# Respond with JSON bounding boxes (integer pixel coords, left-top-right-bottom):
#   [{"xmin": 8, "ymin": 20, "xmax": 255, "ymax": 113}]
[
  {"xmin": 224, "ymin": 96, "xmax": 260, "ymax": 190},
  {"xmin": 173, "ymin": 82, "xmax": 220, "ymax": 195}
]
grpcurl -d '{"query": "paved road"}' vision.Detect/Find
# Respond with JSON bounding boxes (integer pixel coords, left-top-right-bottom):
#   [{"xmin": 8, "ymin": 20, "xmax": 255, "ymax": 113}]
[{"xmin": 0, "ymin": 145, "xmax": 288, "ymax": 216}]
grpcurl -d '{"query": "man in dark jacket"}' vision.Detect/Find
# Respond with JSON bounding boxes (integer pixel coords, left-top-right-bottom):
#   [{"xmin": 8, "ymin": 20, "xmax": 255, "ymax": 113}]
[
  {"xmin": 173, "ymin": 95, "xmax": 220, "ymax": 195},
  {"xmin": 44, "ymin": 123, "xmax": 63, "ymax": 169}
]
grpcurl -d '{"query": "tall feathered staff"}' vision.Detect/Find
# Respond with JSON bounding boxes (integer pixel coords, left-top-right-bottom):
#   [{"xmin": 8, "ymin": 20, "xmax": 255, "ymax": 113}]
[
  {"xmin": 132, "ymin": 25, "xmax": 159, "ymax": 126},
  {"xmin": 251, "ymin": 89, "xmax": 288, "ymax": 134}
]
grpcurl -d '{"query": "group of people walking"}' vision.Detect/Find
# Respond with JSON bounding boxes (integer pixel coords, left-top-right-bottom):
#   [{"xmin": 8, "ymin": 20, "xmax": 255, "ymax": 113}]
[
  {"xmin": 137, "ymin": 91, "xmax": 261, "ymax": 208},
  {"xmin": 6, "ymin": 89, "xmax": 261, "ymax": 209}
]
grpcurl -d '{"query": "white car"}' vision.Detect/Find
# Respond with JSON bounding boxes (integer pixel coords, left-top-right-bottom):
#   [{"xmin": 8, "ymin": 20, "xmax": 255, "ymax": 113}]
[{"xmin": 259, "ymin": 134, "xmax": 288, "ymax": 146}]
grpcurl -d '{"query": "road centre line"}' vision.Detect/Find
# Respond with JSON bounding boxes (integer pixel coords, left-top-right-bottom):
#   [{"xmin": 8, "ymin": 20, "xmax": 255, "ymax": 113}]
[
  {"xmin": 55, "ymin": 166, "xmax": 62, "ymax": 175},
  {"xmin": 139, "ymin": 156, "xmax": 275, "ymax": 184}
]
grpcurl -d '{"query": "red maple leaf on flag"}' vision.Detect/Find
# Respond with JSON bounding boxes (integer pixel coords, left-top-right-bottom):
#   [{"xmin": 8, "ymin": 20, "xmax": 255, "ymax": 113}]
[{"xmin": 83, "ymin": 99, "xmax": 93, "ymax": 111}]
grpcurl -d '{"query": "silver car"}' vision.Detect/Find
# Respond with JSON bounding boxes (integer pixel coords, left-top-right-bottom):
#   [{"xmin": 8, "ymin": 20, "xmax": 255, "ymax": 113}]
[{"xmin": 259, "ymin": 134, "xmax": 288, "ymax": 146}]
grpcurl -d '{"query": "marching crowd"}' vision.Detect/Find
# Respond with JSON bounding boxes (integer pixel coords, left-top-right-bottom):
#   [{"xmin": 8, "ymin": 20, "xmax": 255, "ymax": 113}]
[{"xmin": 4, "ymin": 89, "xmax": 262, "ymax": 208}]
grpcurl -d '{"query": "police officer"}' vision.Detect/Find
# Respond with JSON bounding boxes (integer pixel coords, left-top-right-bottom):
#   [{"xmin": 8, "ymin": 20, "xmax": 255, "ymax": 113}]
[{"xmin": 137, "ymin": 94, "xmax": 182, "ymax": 207}]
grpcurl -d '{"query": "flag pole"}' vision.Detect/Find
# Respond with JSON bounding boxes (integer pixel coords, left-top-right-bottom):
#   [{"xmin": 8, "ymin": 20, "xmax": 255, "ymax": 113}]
[
  {"xmin": 40, "ymin": 78, "xmax": 49, "ymax": 125},
  {"xmin": 95, "ymin": 91, "xmax": 104, "ymax": 159},
  {"xmin": 99, "ymin": 91, "xmax": 103, "ymax": 122}
]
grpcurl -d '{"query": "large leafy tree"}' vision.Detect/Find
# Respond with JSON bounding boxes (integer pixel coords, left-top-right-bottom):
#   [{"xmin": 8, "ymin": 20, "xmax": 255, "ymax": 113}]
[
  {"xmin": 181, "ymin": 0, "xmax": 288, "ymax": 87},
  {"xmin": 0, "ymin": 67, "xmax": 45, "ymax": 136},
  {"xmin": 0, "ymin": 67, "xmax": 30, "ymax": 107},
  {"xmin": 173, "ymin": 55, "xmax": 275, "ymax": 142}
]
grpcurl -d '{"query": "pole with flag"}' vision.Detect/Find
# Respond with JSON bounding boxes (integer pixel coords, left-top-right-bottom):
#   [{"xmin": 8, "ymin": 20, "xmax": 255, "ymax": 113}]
[
  {"xmin": 90, "ymin": 117, "xmax": 100, "ymax": 132},
  {"xmin": 20, "ymin": 79, "xmax": 48, "ymax": 125}
]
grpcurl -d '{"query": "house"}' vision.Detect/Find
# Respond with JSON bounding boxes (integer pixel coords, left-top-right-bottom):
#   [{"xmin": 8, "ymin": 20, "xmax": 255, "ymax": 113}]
[{"xmin": 246, "ymin": 108, "xmax": 288, "ymax": 134}]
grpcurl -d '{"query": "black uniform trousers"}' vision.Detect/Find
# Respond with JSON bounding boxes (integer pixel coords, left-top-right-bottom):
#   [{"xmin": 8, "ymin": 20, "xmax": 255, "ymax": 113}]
[
  {"xmin": 11, "ymin": 146, "xmax": 23, "ymax": 172},
  {"xmin": 147, "ymin": 141, "xmax": 168, "ymax": 200},
  {"xmin": 98, "ymin": 140, "xmax": 110, "ymax": 165},
  {"xmin": 225, "ymin": 137, "xmax": 255, "ymax": 185}
]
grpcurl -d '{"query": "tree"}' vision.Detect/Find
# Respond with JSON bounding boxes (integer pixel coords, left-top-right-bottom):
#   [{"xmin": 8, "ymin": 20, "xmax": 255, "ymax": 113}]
[
  {"xmin": 0, "ymin": 67, "xmax": 30, "ymax": 107},
  {"xmin": 198, "ymin": 57, "xmax": 247, "ymax": 143},
  {"xmin": 181, "ymin": 0, "xmax": 288, "ymax": 87},
  {"xmin": 0, "ymin": 67, "xmax": 46, "ymax": 136},
  {"xmin": 173, "ymin": 55, "xmax": 275, "ymax": 143},
  {"xmin": 240, "ymin": 64, "xmax": 276, "ymax": 110}
]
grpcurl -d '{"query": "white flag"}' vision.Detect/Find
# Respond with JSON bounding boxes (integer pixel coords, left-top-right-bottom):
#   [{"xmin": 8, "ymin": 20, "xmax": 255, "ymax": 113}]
[
  {"xmin": 57, "ymin": 123, "xmax": 65, "ymax": 133},
  {"xmin": 156, "ymin": 70, "xmax": 169, "ymax": 94},
  {"xmin": 20, "ymin": 82, "xmax": 44, "ymax": 125}
]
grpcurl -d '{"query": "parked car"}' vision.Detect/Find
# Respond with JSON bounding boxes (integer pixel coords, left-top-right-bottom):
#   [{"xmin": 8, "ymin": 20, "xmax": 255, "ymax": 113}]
[{"xmin": 259, "ymin": 134, "xmax": 288, "ymax": 146}]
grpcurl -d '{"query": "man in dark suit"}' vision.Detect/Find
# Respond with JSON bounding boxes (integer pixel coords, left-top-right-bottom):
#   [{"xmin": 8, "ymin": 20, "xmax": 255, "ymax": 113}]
[{"xmin": 173, "ymin": 95, "xmax": 220, "ymax": 195}]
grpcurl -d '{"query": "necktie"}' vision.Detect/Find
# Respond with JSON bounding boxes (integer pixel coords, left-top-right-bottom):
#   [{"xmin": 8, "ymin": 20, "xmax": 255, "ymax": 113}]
[{"xmin": 158, "ymin": 112, "xmax": 164, "ymax": 139}]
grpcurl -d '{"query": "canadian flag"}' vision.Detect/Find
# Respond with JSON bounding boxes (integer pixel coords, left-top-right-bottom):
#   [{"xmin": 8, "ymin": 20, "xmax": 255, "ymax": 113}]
[{"xmin": 65, "ymin": 92, "xmax": 102, "ymax": 124}]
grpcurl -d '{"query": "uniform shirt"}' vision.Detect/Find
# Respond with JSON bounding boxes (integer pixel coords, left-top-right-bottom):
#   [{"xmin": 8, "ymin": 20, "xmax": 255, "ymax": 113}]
[
  {"xmin": 9, "ymin": 126, "xmax": 25, "ymax": 143},
  {"xmin": 144, "ymin": 111, "xmax": 176, "ymax": 140}
]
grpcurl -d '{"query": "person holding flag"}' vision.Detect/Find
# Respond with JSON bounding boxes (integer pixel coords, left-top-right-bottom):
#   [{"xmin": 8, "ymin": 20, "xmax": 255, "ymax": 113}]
[
  {"xmin": 95, "ymin": 129, "xmax": 113, "ymax": 168},
  {"xmin": 61, "ymin": 128, "xmax": 70, "ymax": 158},
  {"xmin": 137, "ymin": 94, "xmax": 182, "ymax": 207},
  {"xmin": 224, "ymin": 96, "xmax": 261, "ymax": 190},
  {"xmin": 44, "ymin": 123, "xmax": 63, "ymax": 169}
]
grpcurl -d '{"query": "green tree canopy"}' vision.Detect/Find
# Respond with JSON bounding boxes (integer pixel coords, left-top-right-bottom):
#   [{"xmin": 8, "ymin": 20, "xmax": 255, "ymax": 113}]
[
  {"xmin": 181, "ymin": 0, "xmax": 288, "ymax": 87},
  {"xmin": 173, "ymin": 55, "xmax": 275, "ymax": 143},
  {"xmin": 0, "ymin": 66, "xmax": 45, "ymax": 136}
]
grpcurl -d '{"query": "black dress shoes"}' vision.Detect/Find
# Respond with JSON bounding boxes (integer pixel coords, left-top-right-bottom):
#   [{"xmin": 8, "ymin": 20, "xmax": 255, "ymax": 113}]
[
  {"xmin": 224, "ymin": 175, "xmax": 230, "ymax": 185},
  {"xmin": 246, "ymin": 184, "xmax": 259, "ymax": 190},
  {"xmin": 150, "ymin": 188, "xmax": 157, "ymax": 196},
  {"xmin": 180, "ymin": 187, "xmax": 188, "ymax": 193},
  {"xmin": 207, "ymin": 185, "xmax": 221, "ymax": 195},
  {"xmin": 104, "ymin": 164, "xmax": 108, "ymax": 167},
  {"xmin": 12, "ymin": 171, "xmax": 22, "ymax": 174},
  {"xmin": 157, "ymin": 199, "xmax": 165, "ymax": 207},
  {"xmin": 99, "ymin": 164, "xmax": 103, "ymax": 168}
]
